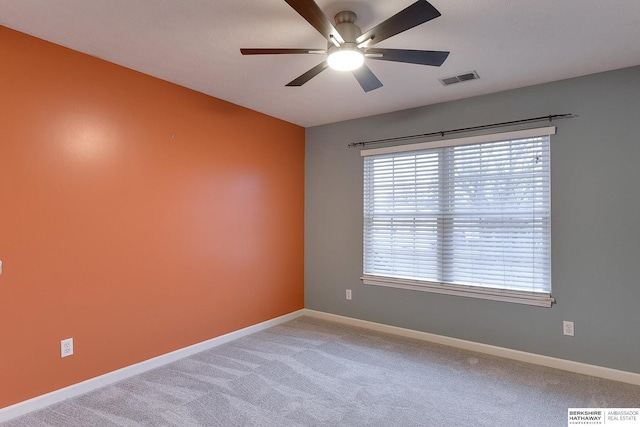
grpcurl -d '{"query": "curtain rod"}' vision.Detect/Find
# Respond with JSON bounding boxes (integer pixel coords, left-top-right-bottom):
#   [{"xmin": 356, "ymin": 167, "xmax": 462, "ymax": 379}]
[{"xmin": 348, "ymin": 114, "xmax": 575, "ymax": 148}]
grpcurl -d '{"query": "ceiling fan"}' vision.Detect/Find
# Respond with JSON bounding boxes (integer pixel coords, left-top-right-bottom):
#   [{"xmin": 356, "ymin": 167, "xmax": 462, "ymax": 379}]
[{"xmin": 241, "ymin": 0, "xmax": 449, "ymax": 92}]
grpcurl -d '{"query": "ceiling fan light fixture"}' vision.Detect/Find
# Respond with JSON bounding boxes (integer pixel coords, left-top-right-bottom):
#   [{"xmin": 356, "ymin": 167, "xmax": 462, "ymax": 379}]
[
  {"xmin": 327, "ymin": 46, "xmax": 364, "ymax": 71},
  {"xmin": 241, "ymin": 1, "xmax": 448, "ymax": 90}
]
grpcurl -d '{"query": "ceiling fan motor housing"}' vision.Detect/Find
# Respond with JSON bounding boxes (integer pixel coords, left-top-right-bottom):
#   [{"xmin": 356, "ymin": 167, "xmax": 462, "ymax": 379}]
[{"xmin": 328, "ymin": 11, "xmax": 363, "ymax": 54}]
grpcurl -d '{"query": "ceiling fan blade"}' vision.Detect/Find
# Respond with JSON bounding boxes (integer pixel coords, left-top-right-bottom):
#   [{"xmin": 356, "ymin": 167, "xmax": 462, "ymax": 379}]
[
  {"xmin": 356, "ymin": 0, "xmax": 441, "ymax": 47},
  {"xmin": 285, "ymin": 0, "xmax": 344, "ymax": 45},
  {"xmin": 366, "ymin": 48, "xmax": 449, "ymax": 66},
  {"xmin": 241, "ymin": 48, "xmax": 325, "ymax": 55},
  {"xmin": 352, "ymin": 64, "xmax": 383, "ymax": 92},
  {"xmin": 286, "ymin": 61, "xmax": 329, "ymax": 87}
]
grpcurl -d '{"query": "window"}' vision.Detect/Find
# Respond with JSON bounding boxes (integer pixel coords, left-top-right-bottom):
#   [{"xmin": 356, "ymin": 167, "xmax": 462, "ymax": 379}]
[{"xmin": 362, "ymin": 127, "xmax": 555, "ymax": 307}]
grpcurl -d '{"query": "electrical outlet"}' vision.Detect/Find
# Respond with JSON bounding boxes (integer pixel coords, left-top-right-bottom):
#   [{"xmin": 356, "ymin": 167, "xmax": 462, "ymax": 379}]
[
  {"xmin": 346, "ymin": 289, "xmax": 352, "ymax": 300},
  {"xmin": 563, "ymin": 321, "xmax": 574, "ymax": 337},
  {"xmin": 61, "ymin": 338, "xmax": 74, "ymax": 358}
]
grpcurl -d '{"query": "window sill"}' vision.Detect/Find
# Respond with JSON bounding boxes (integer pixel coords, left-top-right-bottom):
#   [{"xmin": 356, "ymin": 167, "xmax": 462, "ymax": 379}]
[{"xmin": 361, "ymin": 275, "xmax": 555, "ymax": 308}]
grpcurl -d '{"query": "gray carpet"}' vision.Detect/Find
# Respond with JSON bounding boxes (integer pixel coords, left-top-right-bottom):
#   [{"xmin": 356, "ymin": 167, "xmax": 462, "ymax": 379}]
[{"xmin": 3, "ymin": 316, "xmax": 640, "ymax": 426}]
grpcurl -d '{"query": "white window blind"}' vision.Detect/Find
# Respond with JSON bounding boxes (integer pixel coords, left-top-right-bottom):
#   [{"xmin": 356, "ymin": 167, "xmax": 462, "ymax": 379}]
[{"xmin": 362, "ymin": 127, "xmax": 554, "ymax": 307}]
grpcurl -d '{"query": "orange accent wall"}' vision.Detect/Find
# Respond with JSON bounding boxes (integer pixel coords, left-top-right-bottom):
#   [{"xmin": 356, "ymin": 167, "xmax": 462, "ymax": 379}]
[{"xmin": 0, "ymin": 26, "xmax": 304, "ymax": 409}]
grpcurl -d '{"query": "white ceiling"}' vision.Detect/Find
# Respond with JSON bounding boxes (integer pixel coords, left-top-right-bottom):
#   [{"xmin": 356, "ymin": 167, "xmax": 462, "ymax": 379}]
[{"xmin": 2, "ymin": 0, "xmax": 640, "ymax": 127}]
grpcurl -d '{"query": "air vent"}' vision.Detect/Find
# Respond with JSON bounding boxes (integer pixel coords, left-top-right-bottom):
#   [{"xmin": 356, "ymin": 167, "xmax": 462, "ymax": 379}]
[{"xmin": 439, "ymin": 70, "xmax": 480, "ymax": 86}]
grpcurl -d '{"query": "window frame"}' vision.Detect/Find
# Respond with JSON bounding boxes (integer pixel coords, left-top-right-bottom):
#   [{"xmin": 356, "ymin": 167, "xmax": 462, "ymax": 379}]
[{"xmin": 361, "ymin": 127, "xmax": 556, "ymax": 307}]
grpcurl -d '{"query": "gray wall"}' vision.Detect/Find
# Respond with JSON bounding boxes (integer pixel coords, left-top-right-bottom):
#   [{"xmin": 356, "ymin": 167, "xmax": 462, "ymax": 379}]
[{"xmin": 305, "ymin": 66, "xmax": 640, "ymax": 374}]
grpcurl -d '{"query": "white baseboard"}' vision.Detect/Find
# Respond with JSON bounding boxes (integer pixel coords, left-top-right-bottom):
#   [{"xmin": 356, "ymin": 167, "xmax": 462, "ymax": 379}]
[
  {"xmin": 302, "ymin": 309, "xmax": 640, "ymax": 386},
  {"xmin": 0, "ymin": 309, "xmax": 306, "ymax": 422}
]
